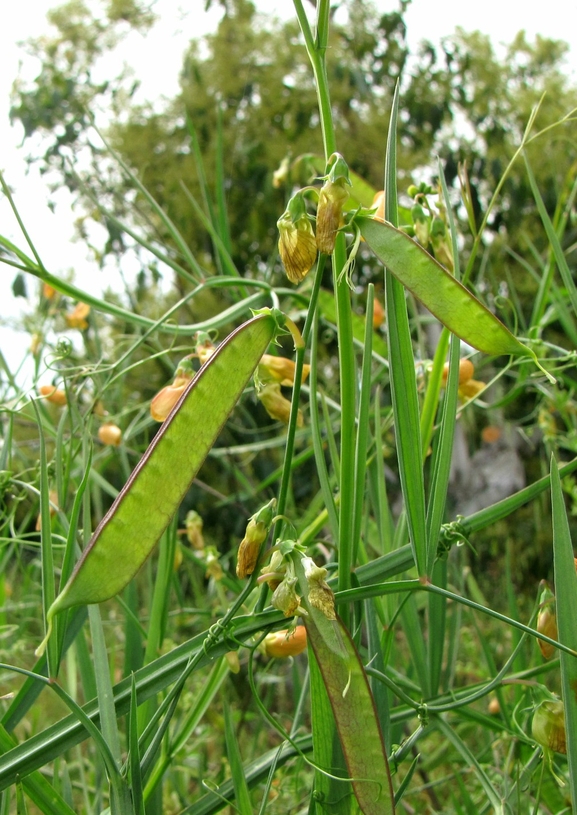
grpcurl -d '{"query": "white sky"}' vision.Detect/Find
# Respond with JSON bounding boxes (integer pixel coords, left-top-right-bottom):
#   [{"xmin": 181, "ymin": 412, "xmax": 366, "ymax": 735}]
[{"xmin": 1, "ymin": 0, "xmax": 577, "ymax": 374}]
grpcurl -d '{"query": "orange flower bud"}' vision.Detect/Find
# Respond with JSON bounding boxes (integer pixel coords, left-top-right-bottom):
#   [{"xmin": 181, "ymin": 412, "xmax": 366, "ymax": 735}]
[
  {"xmin": 65, "ymin": 302, "xmax": 90, "ymax": 330},
  {"xmin": 532, "ymin": 700, "xmax": 566, "ymax": 754},
  {"xmin": 258, "ymin": 354, "xmax": 310, "ymax": 387},
  {"xmin": 458, "ymin": 378, "xmax": 485, "ymax": 400},
  {"xmin": 264, "ymin": 626, "xmax": 307, "ymax": 658},
  {"xmin": 39, "ymin": 385, "xmax": 67, "ymax": 406},
  {"xmin": 150, "ymin": 381, "xmax": 187, "ymax": 422},
  {"xmin": 97, "ymin": 422, "xmax": 122, "ymax": 447},
  {"xmin": 441, "ymin": 358, "xmax": 475, "ymax": 386},
  {"xmin": 43, "ymin": 283, "xmax": 56, "ymax": 300},
  {"xmin": 372, "ymin": 297, "xmax": 385, "ymax": 329}
]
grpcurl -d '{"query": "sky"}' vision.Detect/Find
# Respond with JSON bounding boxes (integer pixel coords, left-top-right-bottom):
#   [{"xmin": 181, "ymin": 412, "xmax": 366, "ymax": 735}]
[{"xmin": 1, "ymin": 0, "xmax": 577, "ymax": 374}]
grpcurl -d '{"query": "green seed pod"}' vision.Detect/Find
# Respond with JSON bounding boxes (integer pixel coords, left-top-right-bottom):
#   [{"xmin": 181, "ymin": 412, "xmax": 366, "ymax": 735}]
[
  {"xmin": 358, "ymin": 215, "xmax": 553, "ymax": 381},
  {"xmin": 37, "ymin": 313, "xmax": 279, "ymax": 655}
]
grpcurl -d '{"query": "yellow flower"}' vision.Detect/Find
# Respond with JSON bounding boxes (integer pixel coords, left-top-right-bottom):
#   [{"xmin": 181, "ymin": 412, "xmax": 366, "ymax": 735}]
[
  {"xmin": 97, "ymin": 422, "xmax": 122, "ymax": 447},
  {"xmin": 258, "ymin": 354, "xmax": 310, "ymax": 387},
  {"xmin": 65, "ymin": 302, "xmax": 90, "ymax": 330},
  {"xmin": 264, "ymin": 626, "xmax": 307, "ymax": 658}
]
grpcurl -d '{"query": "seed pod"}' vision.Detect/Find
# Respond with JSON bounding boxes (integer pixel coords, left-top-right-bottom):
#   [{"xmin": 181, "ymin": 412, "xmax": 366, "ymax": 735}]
[
  {"xmin": 532, "ymin": 700, "xmax": 566, "ymax": 754},
  {"xmin": 358, "ymin": 215, "xmax": 551, "ymax": 376},
  {"xmin": 39, "ymin": 313, "xmax": 278, "ymax": 647},
  {"xmin": 264, "ymin": 626, "xmax": 307, "ymax": 658}
]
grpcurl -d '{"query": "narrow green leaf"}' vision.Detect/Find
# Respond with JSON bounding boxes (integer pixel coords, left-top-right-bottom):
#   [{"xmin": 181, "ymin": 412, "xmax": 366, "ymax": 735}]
[
  {"xmin": 305, "ymin": 617, "xmax": 395, "ymax": 815},
  {"xmin": 550, "ymin": 456, "xmax": 577, "ymax": 803},
  {"xmin": 44, "ymin": 313, "xmax": 278, "ymax": 624},
  {"xmin": 223, "ymin": 700, "xmax": 252, "ymax": 815},
  {"xmin": 382, "ymin": 83, "xmax": 427, "ymax": 577}
]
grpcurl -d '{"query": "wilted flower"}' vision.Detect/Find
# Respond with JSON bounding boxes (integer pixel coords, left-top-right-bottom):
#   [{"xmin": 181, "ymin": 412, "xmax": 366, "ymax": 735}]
[
  {"xmin": 271, "ymin": 576, "xmax": 301, "ymax": 617},
  {"xmin": 98, "ymin": 423, "xmax": 122, "ymax": 447},
  {"xmin": 184, "ymin": 510, "xmax": 204, "ymax": 550},
  {"xmin": 65, "ymin": 302, "xmax": 90, "ymax": 330},
  {"xmin": 258, "ymin": 383, "xmax": 303, "ymax": 426},
  {"xmin": 260, "ymin": 549, "xmax": 287, "ymax": 591},
  {"xmin": 278, "ymin": 193, "xmax": 318, "ymax": 284},
  {"xmin": 236, "ymin": 498, "xmax": 276, "ymax": 579},
  {"xmin": 39, "ymin": 385, "xmax": 67, "ymax": 406},
  {"xmin": 264, "ymin": 626, "xmax": 307, "ymax": 658},
  {"xmin": 205, "ymin": 548, "xmax": 224, "ymax": 581},
  {"xmin": 194, "ymin": 332, "xmax": 216, "ymax": 365},
  {"xmin": 532, "ymin": 700, "xmax": 566, "ymax": 754},
  {"xmin": 303, "ymin": 556, "xmax": 336, "ymax": 620},
  {"xmin": 315, "ymin": 153, "xmax": 350, "ymax": 254},
  {"xmin": 258, "ymin": 354, "xmax": 310, "ymax": 387},
  {"xmin": 272, "ymin": 156, "xmax": 290, "ymax": 188}
]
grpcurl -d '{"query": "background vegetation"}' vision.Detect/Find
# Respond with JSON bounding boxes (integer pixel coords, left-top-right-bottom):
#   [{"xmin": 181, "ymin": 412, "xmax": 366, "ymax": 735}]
[{"xmin": 1, "ymin": 0, "xmax": 577, "ymax": 812}]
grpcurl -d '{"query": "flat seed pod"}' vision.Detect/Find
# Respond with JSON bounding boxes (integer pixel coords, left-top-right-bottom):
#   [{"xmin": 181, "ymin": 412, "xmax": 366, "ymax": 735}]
[
  {"xmin": 305, "ymin": 616, "xmax": 395, "ymax": 815},
  {"xmin": 358, "ymin": 216, "xmax": 540, "ymax": 361},
  {"xmin": 46, "ymin": 313, "xmax": 277, "ymax": 622}
]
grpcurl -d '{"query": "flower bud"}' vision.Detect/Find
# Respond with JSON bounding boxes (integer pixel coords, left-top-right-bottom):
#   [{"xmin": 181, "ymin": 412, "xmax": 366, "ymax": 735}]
[
  {"xmin": 278, "ymin": 193, "xmax": 317, "ymax": 284},
  {"xmin": 258, "ymin": 383, "xmax": 303, "ymax": 427},
  {"xmin": 537, "ymin": 584, "xmax": 557, "ymax": 660},
  {"xmin": 150, "ymin": 382, "xmax": 188, "ymax": 422},
  {"xmin": 194, "ymin": 332, "xmax": 216, "ymax": 365},
  {"xmin": 372, "ymin": 297, "xmax": 385, "ymax": 329},
  {"xmin": 39, "ymin": 385, "xmax": 67, "ymax": 406},
  {"xmin": 532, "ymin": 700, "xmax": 566, "ymax": 754},
  {"xmin": 272, "ymin": 156, "xmax": 290, "ymax": 188},
  {"xmin": 65, "ymin": 302, "xmax": 90, "ymax": 330},
  {"xmin": 264, "ymin": 626, "xmax": 307, "ymax": 658},
  {"xmin": 407, "ymin": 184, "xmax": 419, "ymax": 199},
  {"xmin": 236, "ymin": 498, "xmax": 276, "ymax": 579},
  {"xmin": 185, "ymin": 510, "xmax": 204, "ymax": 550},
  {"xmin": 258, "ymin": 354, "xmax": 310, "ymax": 387},
  {"xmin": 43, "ymin": 283, "xmax": 56, "ymax": 300},
  {"xmin": 98, "ymin": 422, "xmax": 122, "ymax": 447}
]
